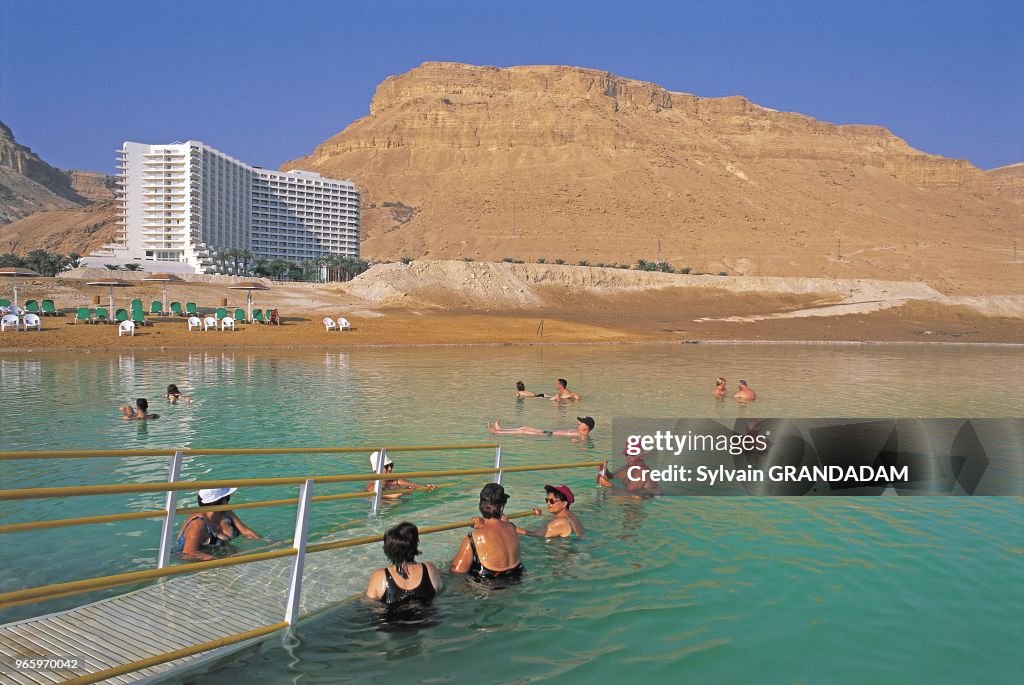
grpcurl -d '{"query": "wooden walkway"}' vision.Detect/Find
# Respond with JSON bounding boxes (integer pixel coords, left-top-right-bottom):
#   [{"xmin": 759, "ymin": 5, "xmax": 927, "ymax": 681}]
[{"xmin": 0, "ymin": 509, "xmax": 467, "ymax": 684}]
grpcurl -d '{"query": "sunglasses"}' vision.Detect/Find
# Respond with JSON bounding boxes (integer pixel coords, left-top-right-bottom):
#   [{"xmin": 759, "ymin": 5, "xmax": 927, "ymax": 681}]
[{"xmin": 544, "ymin": 497, "xmax": 561, "ymax": 504}]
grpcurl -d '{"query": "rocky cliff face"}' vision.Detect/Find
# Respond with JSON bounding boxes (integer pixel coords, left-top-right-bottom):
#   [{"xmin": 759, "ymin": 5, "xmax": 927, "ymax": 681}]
[
  {"xmin": 284, "ymin": 62, "xmax": 1019, "ymax": 293},
  {"xmin": 987, "ymin": 163, "xmax": 1024, "ymax": 202},
  {"xmin": 66, "ymin": 170, "xmax": 117, "ymax": 201},
  {"xmin": 0, "ymin": 121, "xmax": 88, "ymax": 224}
]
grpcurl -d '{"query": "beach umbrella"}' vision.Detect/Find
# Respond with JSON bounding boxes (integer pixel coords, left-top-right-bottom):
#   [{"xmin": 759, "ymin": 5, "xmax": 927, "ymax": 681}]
[
  {"xmin": 228, "ymin": 281, "xmax": 269, "ymax": 323},
  {"xmin": 0, "ymin": 266, "xmax": 40, "ymax": 309},
  {"xmin": 142, "ymin": 273, "xmax": 183, "ymax": 315},
  {"xmin": 86, "ymin": 279, "xmax": 131, "ymax": 321}
]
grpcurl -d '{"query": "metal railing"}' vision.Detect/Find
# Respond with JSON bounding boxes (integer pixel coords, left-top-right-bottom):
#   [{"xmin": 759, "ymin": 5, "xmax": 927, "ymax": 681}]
[{"xmin": 0, "ymin": 444, "xmax": 603, "ymax": 684}]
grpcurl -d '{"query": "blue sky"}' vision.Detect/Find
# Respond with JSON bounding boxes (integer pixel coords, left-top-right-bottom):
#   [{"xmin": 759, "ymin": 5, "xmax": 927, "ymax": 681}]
[{"xmin": 2, "ymin": 0, "xmax": 1021, "ymax": 173}]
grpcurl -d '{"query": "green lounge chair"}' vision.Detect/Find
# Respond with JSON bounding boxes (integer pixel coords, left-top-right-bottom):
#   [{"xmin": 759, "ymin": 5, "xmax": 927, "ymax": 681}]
[
  {"xmin": 115, "ymin": 308, "xmax": 129, "ymax": 322},
  {"xmin": 24, "ymin": 299, "xmax": 40, "ymax": 314},
  {"xmin": 41, "ymin": 299, "xmax": 57, "ymax": 316},
  {"xmin": 185, "ymin": 302, "xmax": 198, "ymax": 316},
  {"xmin": 130, "ymin": 299, "xmax": 143, "ymax": 311},
  {"xmin": 132, "ymin": 310, "xmax": 146, "ymax": 326},
  {"xmin": 75, "ymin": 306, "xmax": 91, "ymax": 324},
  {"xmin": 150, "ymin": 300, "xmax": 162, "ymax": 314},
  {"xmin": 0, "ymin": 299, "xmax": 10, "ymax": 308},
  {"xmin": 95, "ymin": 307, "xmax": 109, "ymax": 322},
  {"xmin": 252, "ymin": 309, "xmax": 265, "ymax": 324},
  {"xmin": 170, "ymin": 301, "xmax": 183, "ymax": 316},
  {"xmin": 234, "ymin": 308, "xmax": 246, "ymax": 322},
  {"xmin": 215, "ymin": 307, "xmax": 227, "ymax": 320}
]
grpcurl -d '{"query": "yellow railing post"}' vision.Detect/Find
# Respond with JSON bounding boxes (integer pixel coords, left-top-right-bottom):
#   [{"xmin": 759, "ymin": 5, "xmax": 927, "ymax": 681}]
[{"xmin": 157, "ymin": 449, "xmax": 184, "ymax": 569}]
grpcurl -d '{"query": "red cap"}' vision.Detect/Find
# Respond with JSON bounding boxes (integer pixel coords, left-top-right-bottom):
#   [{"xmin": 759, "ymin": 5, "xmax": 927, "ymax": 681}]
[{"xmin": 544, "ymin": 484, "xmax": 574, "ymax": 505}]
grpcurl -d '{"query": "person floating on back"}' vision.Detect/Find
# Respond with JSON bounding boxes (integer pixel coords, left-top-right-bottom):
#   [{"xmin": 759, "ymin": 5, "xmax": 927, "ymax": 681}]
[
  {"xmin": 487, "ymin": 416, "xmax": 595, "ymax": 441},
  {"xmin": 366, "ymin": 522, "xmax": 443, "ymax": 605},
  {"xmin": 119, "ymin": 397, "xmax": 159, "ymax": 420}
]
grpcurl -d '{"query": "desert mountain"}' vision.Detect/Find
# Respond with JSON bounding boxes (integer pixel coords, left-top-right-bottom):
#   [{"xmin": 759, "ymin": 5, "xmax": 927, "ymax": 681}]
[
  {"xmin": 0, "ymin": 120, "xmax": 90, "ymax": 224},
  {"xmin": 0, "ymin": 121, "xmax": 119, "ymax": 254},
  {"xmin": 286, "ymin": 62, "xmax": 1022, "ymax": 294}
]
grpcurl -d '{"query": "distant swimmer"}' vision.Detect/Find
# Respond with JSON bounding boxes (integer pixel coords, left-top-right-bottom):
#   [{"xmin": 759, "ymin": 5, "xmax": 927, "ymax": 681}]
[
  {"xmin": 166, "ymin": 384, "xmax": 194, "ymax": 405},
  {"xmin": 549, "ymin": 378, "xmax": 582, "ymax": 402},
  {"xmin": 119, "ymin": 398, "xmax": 159, "ymax": 420},
  {"xmin": 713, "ymin": 377, "xmax": 728, "ymax": 398},
  {"xmin": 366, "ymin": 522, "xmax": 443, "ymax": 605},
  {"xmin": 450, "ymin": 484, "xmax": 524, "ymax": 580},
  {"xmin": 178, "ymin": 488, "xmax": 260, "ymax": 561},
  {"xmin": 734, "ymin": 380, "xmax": 757, "ymax": 402},
  {"xmin": 515, "ymin": 381, "xmax": 545, "ymax": 398},
  {"xmin": 515, "ymin": 484, "xmax": 584, "ymax": 538},
  {"xmin": 364, "ymin": 451, "xmax": 437, "ymax": 497},
  {"xmin": 488, "ymin": 416, "xmax": 595, "ymax": 440}
]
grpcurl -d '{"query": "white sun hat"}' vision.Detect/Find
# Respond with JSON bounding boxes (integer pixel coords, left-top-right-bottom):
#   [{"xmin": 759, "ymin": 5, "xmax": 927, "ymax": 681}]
[
  {"xmin": 369, "ymin": 451, "xmax": 393, "ymax": 470},
  {"xmin": 198, "ymin": 487, "xmax": 237, "ymax": 504}
]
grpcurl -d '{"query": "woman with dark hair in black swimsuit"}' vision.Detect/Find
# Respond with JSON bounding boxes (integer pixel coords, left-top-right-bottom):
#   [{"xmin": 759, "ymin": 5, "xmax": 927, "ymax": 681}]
[
  {"xmin": 450, "ymin": 483, "xmax": 525, "ymax": 580},
  {"xmin": 366, "ymin": 522, "xmax": 443, "ymax": 605}
]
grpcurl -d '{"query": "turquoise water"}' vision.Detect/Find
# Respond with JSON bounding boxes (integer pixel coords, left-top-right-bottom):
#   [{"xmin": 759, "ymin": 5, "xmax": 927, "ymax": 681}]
[{"xmin": 1, "ymin": 345, "xmax": 1022, "ymax": 683}]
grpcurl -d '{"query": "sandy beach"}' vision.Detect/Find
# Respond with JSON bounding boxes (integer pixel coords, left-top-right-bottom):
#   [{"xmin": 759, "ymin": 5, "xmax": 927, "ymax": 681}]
[{"xmin": 2, "ymin": 263, "xmax": 1022, "ymax": 351}]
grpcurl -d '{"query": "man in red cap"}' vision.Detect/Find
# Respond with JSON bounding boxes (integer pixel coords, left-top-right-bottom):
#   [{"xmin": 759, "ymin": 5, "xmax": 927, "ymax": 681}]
[{"xmin": 514, "ymin": 484, "xmax": 584, "ymax": 538}]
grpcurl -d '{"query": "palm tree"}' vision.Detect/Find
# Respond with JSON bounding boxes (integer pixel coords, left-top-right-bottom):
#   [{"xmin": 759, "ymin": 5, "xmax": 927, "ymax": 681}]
[
  {"xmin": 65, "ymin": 253, "xmax": 82, "ymax": 271},
  {"xmin": 24, "ymin": 249, "xmax": 51, "ymax": 275},
  {"xmin": 123, "ymin": 263, "xmax": 143, "ymax": 272},
  {"xmin": 47, "ymin": 253, "xmax": 66, "ymax": 276},
  {"xmin": 253, "ymin": 258, "xmax": 269, "ymax": 278},
  {"xmin": 104, "ymin": 264, "xmax": 121, "ymax": 271},
  {"xmin": 268, "ymin": 258, "xmax": 289, "ymax": 280},
  {"xmin": 0, "ymin": 253, "xmax": 25, "ymax": 267},
  {"xmin": 286, "ymin": 261, "xmax": 304, "ymax": 282},
  {"xmin": 238, "ymin": 249, "xmax": 254, "ymax": 276}
]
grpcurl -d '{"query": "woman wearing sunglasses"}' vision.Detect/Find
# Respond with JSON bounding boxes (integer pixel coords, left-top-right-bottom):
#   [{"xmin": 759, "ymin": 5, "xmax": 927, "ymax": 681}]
[{"xmin": 514, "ymin": 485, "xmax": 584, "ymax": 538}]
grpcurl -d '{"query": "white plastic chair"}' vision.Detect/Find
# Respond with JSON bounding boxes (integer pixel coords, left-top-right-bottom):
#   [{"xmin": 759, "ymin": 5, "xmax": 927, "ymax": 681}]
[
  {"xmin": 187, "ymin": 316, "xmax": 202, "ymax": 331},
  {"xmin": 220, "ymin": 316, "xmax": 235, "ymax": 331},
  {"xmin": 8, "ymin": 305, "xmax": 22, "ymax": 317},
  {"xmin": 203, "ymin": 316, "xmax": 218, "ymax": 331},
  {"xmin": 1, "ymin": 314, "xmax": 18, "ymax": 332},
  {"xmin": 337, "ymin": 317, "xmax": 351, "ymax": 331},
  {"xmin": 22, "ymin": 313, "xmax": 41, "ymax": 331},
  {"xmin": 323, "ymin": 317, "xmax": 337, "ymax": 331},
  {"xmin": 118, "ymin": 320, "xmax": 135, "ymax": 337}
]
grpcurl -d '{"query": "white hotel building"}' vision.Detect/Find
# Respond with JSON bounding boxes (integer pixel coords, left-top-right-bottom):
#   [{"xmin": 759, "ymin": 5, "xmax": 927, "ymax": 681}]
[{"xmin": 87, "ymin": 141, "xmax": 360, "ymax": 273}]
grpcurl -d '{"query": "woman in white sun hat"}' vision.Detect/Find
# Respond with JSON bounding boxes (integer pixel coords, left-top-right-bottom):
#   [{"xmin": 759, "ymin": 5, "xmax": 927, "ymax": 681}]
[
  {"xmin": 363, "ymin": 451, "xmax": 437, "ymax": 498},
  {"xmin": 177, "ymin": 487, "xmax": 260, "ymax": 561}
]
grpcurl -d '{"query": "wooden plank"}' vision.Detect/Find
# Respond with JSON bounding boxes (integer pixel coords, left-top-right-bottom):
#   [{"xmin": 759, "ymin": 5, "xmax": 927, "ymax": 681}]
[
  {"xmin": 0, "ymin": 630, "xmax": 62, "ymax": 684},
  {"xmin": 11, "ymin": 621, "xmax": 124, "ymax": 684},
  {"xmin": 0, "ymin": 636, "xmax": 60, "ymax": 685}
]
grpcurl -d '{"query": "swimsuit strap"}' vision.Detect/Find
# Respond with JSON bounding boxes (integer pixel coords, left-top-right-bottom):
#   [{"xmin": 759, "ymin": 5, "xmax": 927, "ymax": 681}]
[{"xmin": 178, "ymin": 515, "xmax": 219, "ymax": 548}]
